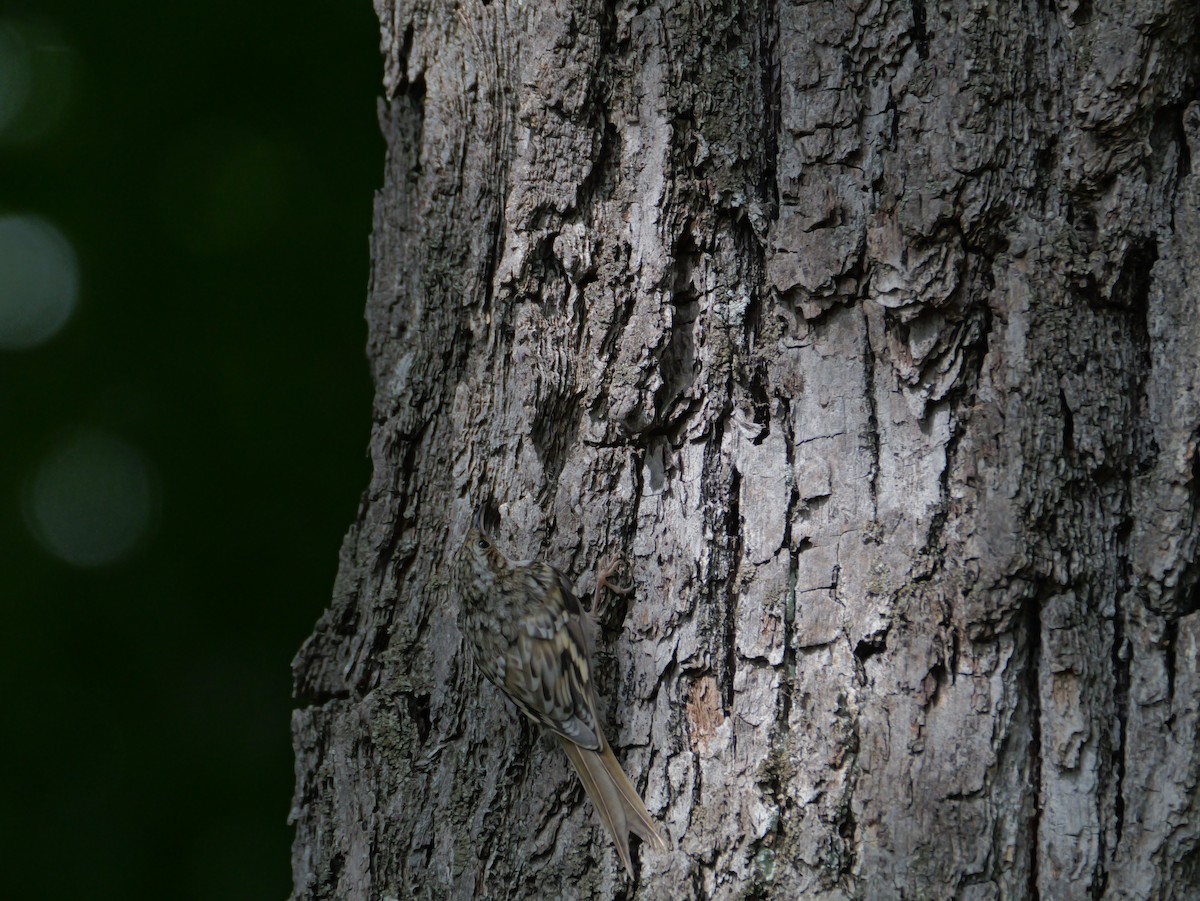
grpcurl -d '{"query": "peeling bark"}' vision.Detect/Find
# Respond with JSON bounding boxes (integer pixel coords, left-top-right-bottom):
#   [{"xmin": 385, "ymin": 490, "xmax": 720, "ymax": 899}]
[{"xmin": 291, "ymin": 1, "xmax": 1200, "ymax": 898}]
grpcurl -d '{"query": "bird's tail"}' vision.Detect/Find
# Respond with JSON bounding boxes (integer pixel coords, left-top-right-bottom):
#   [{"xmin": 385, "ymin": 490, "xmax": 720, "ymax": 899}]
[{"xmin": 557, "ymin": 735, "xmax": 668, "ymax": 875}]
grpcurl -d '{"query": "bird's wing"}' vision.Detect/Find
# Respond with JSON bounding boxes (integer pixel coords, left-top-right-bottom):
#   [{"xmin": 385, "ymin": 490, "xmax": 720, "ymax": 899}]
[{"xmin": 504, "ymin": 565, "xmax": 603, "ymax": 750}]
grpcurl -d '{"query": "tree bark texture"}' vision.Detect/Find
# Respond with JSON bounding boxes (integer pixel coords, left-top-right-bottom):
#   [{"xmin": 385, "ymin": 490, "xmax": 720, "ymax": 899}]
[{"xmin": 291, "ymin": 1, "xmax": 1200, "ymax": 898}]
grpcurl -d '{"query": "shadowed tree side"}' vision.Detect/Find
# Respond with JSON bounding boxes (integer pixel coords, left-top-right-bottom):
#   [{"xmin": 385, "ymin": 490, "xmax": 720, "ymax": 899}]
[{"xmin": 291, "ymin": 1, "xmax": 1200, "ymax": 898}]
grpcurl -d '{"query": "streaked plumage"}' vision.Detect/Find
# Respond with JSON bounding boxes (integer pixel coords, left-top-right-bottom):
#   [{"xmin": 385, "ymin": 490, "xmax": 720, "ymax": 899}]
[{"xmin": 452, "ymin": 512, "xmax": 667, "ymax": 875}]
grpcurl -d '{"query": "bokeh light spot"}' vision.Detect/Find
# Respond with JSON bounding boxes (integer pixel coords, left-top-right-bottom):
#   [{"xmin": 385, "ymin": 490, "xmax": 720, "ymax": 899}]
[
  {"xmin": 24, "ymin": 429, "xmax": 156, "ymax": 567},
  {"xmin": 0, "ymin": 22, "xmax": 33, "ymax": 133},
  {"xmin": 0, "ymin": 17, "xmax": 74, "ymax": 145},
  {"xmin": 0, "ymin": 214, "xmax": 79, "ymax": 349}
]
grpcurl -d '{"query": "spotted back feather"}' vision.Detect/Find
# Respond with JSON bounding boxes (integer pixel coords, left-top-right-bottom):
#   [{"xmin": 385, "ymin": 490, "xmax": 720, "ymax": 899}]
[
  {"xmin": 454, "ymin": 526, "xmax": 602, "ymax": 749},
  {"xmin": 452, "ymin": 515, "xmax": 667, "ymax": 875}
]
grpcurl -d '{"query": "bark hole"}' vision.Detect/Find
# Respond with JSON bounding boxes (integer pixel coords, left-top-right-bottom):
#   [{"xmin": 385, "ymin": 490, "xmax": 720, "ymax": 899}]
[
  {"xmin": 910, "ymin": 0, "xmax": 929, "ymax": 60},
  {"xmin": 405, "ymin": 691, "xmax": 432, "ymax": 745}
]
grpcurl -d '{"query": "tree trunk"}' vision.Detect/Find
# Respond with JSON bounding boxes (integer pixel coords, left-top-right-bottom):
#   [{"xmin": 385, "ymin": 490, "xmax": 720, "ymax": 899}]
[{"xmin": 290, "ymin": 1, "xmax": 1200, "ymax": 898}]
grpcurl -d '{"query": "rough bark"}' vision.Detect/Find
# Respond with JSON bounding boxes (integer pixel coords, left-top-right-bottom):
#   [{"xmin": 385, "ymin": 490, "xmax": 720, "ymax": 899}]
[{"xmin": 290, "ymin": 1, "xmax": 1200, "ymax": 898}]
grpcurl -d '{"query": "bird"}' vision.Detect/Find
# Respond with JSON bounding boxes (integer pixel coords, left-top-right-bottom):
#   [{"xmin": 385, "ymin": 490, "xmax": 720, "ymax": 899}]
[{"xmin": 452, "ymin": 509, "xmax": 668, "ymax": 875}]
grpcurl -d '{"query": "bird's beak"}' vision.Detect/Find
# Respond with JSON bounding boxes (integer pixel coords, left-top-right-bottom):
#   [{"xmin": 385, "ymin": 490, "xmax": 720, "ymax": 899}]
[{"xmin": 472, "ymin": 507, "xmax": 486, "ymax": 533}]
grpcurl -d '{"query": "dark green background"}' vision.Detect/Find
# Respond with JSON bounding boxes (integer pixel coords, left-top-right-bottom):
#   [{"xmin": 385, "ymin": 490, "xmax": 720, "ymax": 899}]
[{"xmin": 1, "ymin": 3, "xmax": 381, "ymax": 897}]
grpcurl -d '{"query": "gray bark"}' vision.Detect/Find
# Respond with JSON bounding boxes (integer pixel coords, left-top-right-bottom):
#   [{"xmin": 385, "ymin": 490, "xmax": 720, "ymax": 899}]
[{"xmin": 290, "ymin": 1, "xmax": 1200, "ymax": 898}]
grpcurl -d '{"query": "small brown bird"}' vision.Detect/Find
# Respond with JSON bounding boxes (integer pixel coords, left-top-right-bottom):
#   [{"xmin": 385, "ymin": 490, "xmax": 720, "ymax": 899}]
[{"xmin": 453, "ymin": 510, "xmax": 667, "ymax": 875}]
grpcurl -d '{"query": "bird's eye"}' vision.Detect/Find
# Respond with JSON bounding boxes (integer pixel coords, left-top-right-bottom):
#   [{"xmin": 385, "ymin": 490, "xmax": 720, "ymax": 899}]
[{"xmin": 477, "ymin": 537, "xmax": 490, "ymax": 550}]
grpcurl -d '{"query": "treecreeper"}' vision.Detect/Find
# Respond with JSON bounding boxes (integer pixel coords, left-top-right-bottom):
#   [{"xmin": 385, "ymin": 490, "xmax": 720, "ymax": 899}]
[{"xmin": 452, "ymin": 510, "xmax": 668, "ymax": 875}]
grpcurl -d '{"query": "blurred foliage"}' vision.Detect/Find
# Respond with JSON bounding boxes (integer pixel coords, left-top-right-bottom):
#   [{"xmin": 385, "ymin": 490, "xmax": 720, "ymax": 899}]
[{"xmin": 0, "ymin": 2, "xmax": 382, "ymax": 897}]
